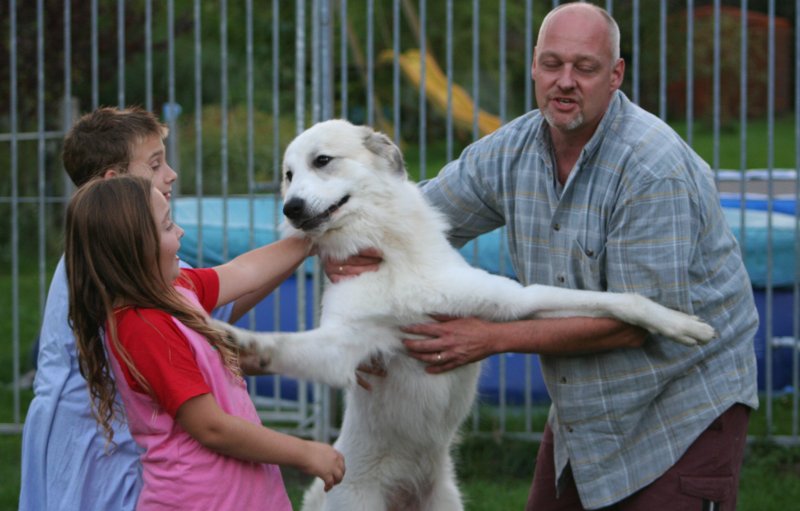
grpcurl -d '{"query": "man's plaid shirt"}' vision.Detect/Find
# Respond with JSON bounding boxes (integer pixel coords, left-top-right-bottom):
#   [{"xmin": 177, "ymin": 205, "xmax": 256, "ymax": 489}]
[{"xmin": 421, "ymin": 90, "xmax": 759, "ymax": 509}]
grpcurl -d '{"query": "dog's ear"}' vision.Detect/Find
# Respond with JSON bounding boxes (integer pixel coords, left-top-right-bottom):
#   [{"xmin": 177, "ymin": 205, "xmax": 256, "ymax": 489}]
[{"xmin": 362, "ymin": 129, "xmax": 406, "ymax": 178}]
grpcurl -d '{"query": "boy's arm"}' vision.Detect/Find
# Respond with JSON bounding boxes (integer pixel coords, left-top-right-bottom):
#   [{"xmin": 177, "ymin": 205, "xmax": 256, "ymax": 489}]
[{"xmin": 213, "ymin": 236, "xmax": 311, "ymax": 310}]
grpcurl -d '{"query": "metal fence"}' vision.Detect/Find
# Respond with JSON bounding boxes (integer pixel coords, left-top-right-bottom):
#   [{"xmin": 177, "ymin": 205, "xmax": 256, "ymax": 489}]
[{"xmin": 2, "ymin": 0, "xmax": 799, "ymax": 445}]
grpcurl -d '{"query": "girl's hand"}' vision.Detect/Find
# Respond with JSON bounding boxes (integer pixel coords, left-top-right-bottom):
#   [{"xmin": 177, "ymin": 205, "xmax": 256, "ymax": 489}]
[{"xmin": 301, "ymin": 441, "xmax": 346, "ymax": 491}]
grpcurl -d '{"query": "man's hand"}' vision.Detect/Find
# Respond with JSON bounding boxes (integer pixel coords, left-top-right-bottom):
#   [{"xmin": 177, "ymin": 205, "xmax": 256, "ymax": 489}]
[
  {"xmin": 402, "ymin": 315, "xmax": 496, "ymax": 374},
  {"xmin": 403, "ymin": 315, "xmax": 649, "ymax": 374},
  {"xmin": 324, "ymin": 247, "xmax": 383, "ymax": 283}
]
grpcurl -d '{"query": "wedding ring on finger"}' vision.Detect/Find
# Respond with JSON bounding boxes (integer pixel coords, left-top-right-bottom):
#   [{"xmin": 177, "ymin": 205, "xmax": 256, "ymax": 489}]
[{"xmin": 436, "ymin": 352, "xmax": 443, "ymax": 362}]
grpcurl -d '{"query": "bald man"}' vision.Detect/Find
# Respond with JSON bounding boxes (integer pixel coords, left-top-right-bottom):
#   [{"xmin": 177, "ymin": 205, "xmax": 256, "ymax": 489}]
[{"xmin": 333, "ymin": 3, "xmax": 757, "ymax": 510}]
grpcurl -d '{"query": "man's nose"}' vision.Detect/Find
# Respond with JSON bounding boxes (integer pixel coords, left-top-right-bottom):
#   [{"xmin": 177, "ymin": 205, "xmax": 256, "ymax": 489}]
[{"xmin": 556, "ymin": 65, "xmax": 576, "ymax": 89}]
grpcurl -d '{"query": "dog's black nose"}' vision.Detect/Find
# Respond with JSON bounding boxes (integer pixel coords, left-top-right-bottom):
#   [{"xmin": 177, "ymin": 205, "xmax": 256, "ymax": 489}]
[{"xmin": 283, "ymin": 197, "xmax": 306, "ymax": 221}]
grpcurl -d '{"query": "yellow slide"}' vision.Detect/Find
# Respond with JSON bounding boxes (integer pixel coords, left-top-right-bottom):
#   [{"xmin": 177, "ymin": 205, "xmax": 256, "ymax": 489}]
[{"xmin": 379, "ymin": 48, "xmax": 502, "ymax": 137}]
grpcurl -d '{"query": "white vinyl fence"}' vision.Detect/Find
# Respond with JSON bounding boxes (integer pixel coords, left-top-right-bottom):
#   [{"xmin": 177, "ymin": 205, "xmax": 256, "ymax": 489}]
[{"xmin": 2, "ymin": 0, "xmax": 799, "ymax": 446}]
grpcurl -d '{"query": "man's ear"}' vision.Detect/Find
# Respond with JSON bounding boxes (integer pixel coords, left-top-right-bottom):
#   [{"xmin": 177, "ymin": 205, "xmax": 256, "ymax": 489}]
[
  {"xmin": 102, "ymin": 168, "xmax": 120, "ymax": 180},
  {"xmin": 610, "ymin": 57, "xmax": 625, "ymax": 91}
]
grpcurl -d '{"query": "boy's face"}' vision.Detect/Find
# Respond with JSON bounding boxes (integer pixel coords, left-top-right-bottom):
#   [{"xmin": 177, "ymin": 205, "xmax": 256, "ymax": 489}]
[
  {"xmin": 128, "ymin": 135, "xmax": 177, "ymax": 200},
  {"xmin": 151, "ymin": 187, "xmax": 184, "ymax": 284}
]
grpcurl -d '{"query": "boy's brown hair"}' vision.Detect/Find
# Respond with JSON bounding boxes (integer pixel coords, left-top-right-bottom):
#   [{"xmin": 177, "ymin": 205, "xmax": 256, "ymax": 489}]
[{"xmin": 62, "ymin": 106, "xmax": 169, "ymax": 187}]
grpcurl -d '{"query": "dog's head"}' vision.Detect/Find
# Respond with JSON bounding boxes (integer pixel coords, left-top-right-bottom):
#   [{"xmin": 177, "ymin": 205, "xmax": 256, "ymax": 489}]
[{"xmin": 280, "ymin": 119, "xmax": 407, "ymax": 236}]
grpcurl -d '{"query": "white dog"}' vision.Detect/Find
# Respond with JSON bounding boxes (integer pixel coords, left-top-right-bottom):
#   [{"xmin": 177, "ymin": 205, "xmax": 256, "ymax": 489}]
[{"xmin": 220, "ymin": 119, "xmax": 715, "ymax": 511}]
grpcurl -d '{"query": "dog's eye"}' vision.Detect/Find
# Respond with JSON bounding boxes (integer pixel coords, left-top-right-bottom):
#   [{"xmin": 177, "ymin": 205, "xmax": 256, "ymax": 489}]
[
  {"xmin": 285, "ymin": 170, "xmax": 293, "ymax": 182},
  {"xmin": 313, "ymin": 155, "xmax": 333, "ymax": 168}
]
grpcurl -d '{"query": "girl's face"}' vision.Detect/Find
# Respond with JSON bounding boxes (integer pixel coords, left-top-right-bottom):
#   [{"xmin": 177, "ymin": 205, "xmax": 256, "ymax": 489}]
[{"xmin": 151, "ymin": 187, "xmax": 184, "ymax": 284}]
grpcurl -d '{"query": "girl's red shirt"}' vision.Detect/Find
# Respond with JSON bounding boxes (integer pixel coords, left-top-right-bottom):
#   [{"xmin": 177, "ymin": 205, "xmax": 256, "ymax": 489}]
[{"xmin": 108, "ymin": 268, "xmax": 220, "ymax": 417}]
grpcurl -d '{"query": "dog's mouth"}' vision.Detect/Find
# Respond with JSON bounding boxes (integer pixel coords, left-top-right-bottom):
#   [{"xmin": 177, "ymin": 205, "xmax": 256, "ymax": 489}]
[{"xmin": 293, "ymin": 195, "xmax": 350, "ymax": 231}]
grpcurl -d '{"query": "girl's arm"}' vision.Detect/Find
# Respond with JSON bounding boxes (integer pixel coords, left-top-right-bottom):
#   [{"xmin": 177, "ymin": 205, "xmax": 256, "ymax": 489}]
[
  {"xmin": 176, "ymin": 393, "xmax": 344, "ymax": 491},
  {"xmin": 213, "ymin": 236, "xmax": 312, "ymax": 309}
]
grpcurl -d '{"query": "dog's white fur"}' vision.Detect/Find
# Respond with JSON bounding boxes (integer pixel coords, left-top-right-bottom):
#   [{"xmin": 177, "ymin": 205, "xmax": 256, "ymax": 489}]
[{"xmin": 220, "ymin": 120, "xmax": 715, "ymax": 511}]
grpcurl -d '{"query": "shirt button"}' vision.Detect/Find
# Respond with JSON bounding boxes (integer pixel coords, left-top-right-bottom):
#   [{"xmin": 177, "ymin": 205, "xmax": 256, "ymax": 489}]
[
  {"xmin": 557, "ymin": 275, "xmax": 566, "ymax": 283},
  {"xmin": 553, "ymin": 223, "xmax": 561, "ymax": 231},
  {"xmin": 560, "ymin": 377, "xmax": 567, "ymax": 383},
  {"xmin": 567, "ymin": 426, "xmax": 574, "ymax": 433},
  {"xmin": 585, "ymin": 249, "xmax": 594, "ymax": 257}
]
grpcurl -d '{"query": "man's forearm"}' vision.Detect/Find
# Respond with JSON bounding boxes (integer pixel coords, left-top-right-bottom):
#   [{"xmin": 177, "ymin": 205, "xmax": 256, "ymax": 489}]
[{"xmin": 491, "ymin": 316, "xmax": 647, "ymax": 356}]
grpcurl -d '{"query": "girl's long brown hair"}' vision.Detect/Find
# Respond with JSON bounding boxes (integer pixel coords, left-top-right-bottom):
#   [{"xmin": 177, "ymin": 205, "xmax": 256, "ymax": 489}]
[{"xmin": 65, "ymin": 176, "xmax": 240, "ymax": 444}]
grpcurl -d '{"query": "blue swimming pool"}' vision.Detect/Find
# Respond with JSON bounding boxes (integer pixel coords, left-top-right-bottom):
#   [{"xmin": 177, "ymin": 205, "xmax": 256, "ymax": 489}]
[{"xmin": 175, "ymin": 195, "xmax": 798, "ymax": 398}]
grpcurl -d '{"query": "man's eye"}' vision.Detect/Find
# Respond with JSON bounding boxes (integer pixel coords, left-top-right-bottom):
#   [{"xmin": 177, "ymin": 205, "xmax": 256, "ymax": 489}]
[{"xmin": 314, "ymin": 155, "xmax": 333, "ymax": 168}]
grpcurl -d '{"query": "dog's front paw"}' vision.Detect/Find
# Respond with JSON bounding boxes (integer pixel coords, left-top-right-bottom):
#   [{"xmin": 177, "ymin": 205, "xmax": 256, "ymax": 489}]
[
  {"xmin": 652, "ymin": 309, "xmax": 716, "ymax": 347},
  {"xmin": 209, "ymin": 319, "xmax": 258, "ymax": 349},
  {"xmin": 209, "ymin": 318, "xmax": 239, "ymax": 343},
  {"xmin": 209, "ymin": 319, "xmax": 274, "ymax": 370},
  {"xmin": 239, "ymin": 346, "xmax": 272, "ymax": 373},
  {"xmin": 680, "ymin": 315, "xmax": 717, "ymax": 346}
]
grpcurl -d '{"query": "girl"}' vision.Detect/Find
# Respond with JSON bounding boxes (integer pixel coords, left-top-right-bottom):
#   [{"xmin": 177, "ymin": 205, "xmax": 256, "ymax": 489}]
[{"xmin": 66, "ymin": 175, "xmax": 344, "ymax": 510}]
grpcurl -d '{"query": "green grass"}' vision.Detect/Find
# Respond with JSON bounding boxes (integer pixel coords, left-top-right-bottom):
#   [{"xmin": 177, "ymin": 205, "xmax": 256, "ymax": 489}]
[
  {"xmin": 169, "ymin": 112, "xmax": 800, "ymax": 186},
  {"xmin": 278, "ymin": 434, "xmax": 800, "ymax": 511},
  {"xmin": 739, "ymin": 440, "xmax": 800, "ymax": 510},
  {"xmin": 671, "ymin": 116, "xmax": 796, "ymax": 171},
  {"xmin": 2, "ymin": 401, "xmax": 800, "ymax": 510},
  {"xmin": 399, "ymin": 116, "xmax": 798, "ymax": 183},
  {"xmin": 0, "ymin": 267, "xmax": 46, "ymax": 387},
  {"xmin": 0, "ymin": 435, "xmax": 22, "ymax": 511},
  {"xmin": 748, "ymin": 393, "xmax": 799, "ymax": 437}
]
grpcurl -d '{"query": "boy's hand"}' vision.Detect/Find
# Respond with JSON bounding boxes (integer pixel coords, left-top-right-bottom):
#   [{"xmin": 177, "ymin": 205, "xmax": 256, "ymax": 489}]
[{"xmin": 355, "ymin": 355, "xmax": 388, "ymax": 390}]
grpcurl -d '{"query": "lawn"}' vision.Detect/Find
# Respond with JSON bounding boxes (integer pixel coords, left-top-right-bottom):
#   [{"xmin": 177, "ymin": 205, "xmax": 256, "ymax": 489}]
[
  {"xmin": 401, "ymin": 116, "xmax": 799, "ymax": 181},
  {"xmin": 671, "ymin": 116, "xmax": 797, "ymax": 171},
  {"xmin": 2, "ymin": 418, "xmax": 800, "ymax": 510}
]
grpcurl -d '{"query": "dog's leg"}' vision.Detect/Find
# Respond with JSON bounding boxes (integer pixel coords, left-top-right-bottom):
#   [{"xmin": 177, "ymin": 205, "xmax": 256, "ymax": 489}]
[
  {"xmin": 515, "ymin": 285, "xmax": 716, "ymax": 346},
  {"xmin": 323, "ymin": 482, "xmax": 386, "ymax": 511},
  {"xmin": 213, "ymin": 320, "xmax": 385, "ymax": 388},
  {"xmin": 300, "ymin": 479, "xmax": 325, "ymax": 511},
  {"xmin": 423, "ymin": 455, "xmax": 463, "ymax": 511},
  {"xmin": 301, "ymin": 478, "xmax": 387, "ymax": 511},
  {"xmin": 435, "ymin": 271, "xmax": 715, "ymax": 346}
]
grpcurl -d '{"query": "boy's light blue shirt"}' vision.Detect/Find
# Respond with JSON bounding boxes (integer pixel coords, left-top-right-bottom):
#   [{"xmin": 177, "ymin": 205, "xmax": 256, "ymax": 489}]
[
  {"xmin": 421, "ymin": 91, "xmax": 759, "ymax": 509},
  {"xmin": 20, "ymin": 256, "xmax": 233, "ymax": 511}
]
